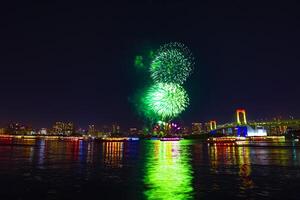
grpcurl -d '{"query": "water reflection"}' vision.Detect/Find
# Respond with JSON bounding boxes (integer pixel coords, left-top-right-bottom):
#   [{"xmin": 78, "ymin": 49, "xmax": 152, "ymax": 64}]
[
  {"xmin": 206, "ymin": 142, "xmax": 300, "ymax": 193},
  {"xmin": 1, "ymin": 138, "xmax": 300, "ymax": 199},
  {"xmin": 102, "ymin": 142, "xmax": 124, "ymax": 168},
  {"xmin": 36, "ymin": 139, "xmax": 45, "ymax": 166},
  {"xmin": 86, "ymin": 141, "xmax": 94, "ymax": 163},
  {"xmin": 208, "ymin": 143, "xmax": 254, "ymax": 189},
  {"xmin": 143, "ymin": 140, "xmax": 193, "ymax": 200}
]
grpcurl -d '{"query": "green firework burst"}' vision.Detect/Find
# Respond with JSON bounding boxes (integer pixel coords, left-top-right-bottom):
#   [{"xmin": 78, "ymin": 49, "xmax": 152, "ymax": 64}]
[
  {"xmin": 134, "ymin": 55, "xmax": 144, "ymax": 68},
  {"xmin": 141, "ymin": 83, "xmax": 189, "ymax": 121},
  {"xmin": 150, "ymin": 42, "xmax": 194, "ymax": 85}
]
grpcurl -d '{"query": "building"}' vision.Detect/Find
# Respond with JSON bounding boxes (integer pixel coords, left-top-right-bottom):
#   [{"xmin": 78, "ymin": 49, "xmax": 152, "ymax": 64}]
[
  {"xmin": 182, "ymin": 126, "xmax": 190, "ymax": 135},
  {"xmin": 191, "ymin": 123, "xmax": 202, "ymax": 134},
  {"xmin": 39, "ymin": 128, "xmax": 47, "ymax": 135},
  {"xmin": 7, "ymin": 123, "xmax": 32, "ymax": 135},
  {"xmin": 76, "ymin": 128, "xmax": 87, "ymax": 135},
  {"xmin": 88, "ymin": 125, "xmax": 97, "ymax": 136},
  {"xmin": 0, "ymin": 128, "xmax": 5, "ymax": 134},
  {"xmin": 101, "ymin": 125, "xmax": 111, "ymax": 134},
  {"xmin": 52, "ymin": 122, "xmax": 74, "ymax": 135},
  {"xmin": 112, "ymin": 124, "xmax": 120, "ymax": 135},
  {"xmin": 129, "ymin": 127, "xmax": 138, "ymax": 136},
  {"xmin": 203, "ymin": 122, "xmax": 211, "ymax": 132}
]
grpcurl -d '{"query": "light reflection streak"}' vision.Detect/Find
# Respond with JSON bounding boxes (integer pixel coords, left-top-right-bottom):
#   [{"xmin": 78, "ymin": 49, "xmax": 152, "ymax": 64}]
[
  {"xmin": 86, "ymin": 142, "xmax": 94, "ymax": 163},
  {"xmin": 208, "ymin": 143, "xmax": 253, "ymax": 188},
  {"xmin": 144, "ymin": 141, "xmax": 193, "ymax": 200},
  {"xmin": 102, "ymin": 142, "xmax": 124, "ymax": 168},
  {"xmin": 37, "ymin": 139, "xmax": 45, "ymax": 166}
]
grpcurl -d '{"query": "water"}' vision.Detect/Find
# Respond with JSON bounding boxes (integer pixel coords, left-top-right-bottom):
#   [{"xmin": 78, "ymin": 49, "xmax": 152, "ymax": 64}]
[{"xmin": 0, "ymin": 138, "xmax": 300, "ymax": 199}]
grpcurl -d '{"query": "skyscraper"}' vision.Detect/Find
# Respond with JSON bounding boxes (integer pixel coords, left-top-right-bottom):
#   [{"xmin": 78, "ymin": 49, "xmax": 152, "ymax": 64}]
[
  {"xmin": 52, "ymin": 122, "xmax": 74, "ymax": 135},
  {"xmin": 88, "ymin": 124, "xmax": 97, "ymax": 136},
  {"xmin": 191, "ymin": 123, "xmax": 202, "ymax": 134},
  {"xmin": 112, "ymin": 124, "xmax": 120, "ymax": 135}
]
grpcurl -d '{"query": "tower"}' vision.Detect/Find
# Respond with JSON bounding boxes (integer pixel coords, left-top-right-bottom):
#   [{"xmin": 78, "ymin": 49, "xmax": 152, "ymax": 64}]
[
  {"xmin": 209, "ymin": 120, "xmax": 217, "ymax": 130},
  {"xmin": 236, "ymin": 109, "xmax": 247, "ymax": 125}
]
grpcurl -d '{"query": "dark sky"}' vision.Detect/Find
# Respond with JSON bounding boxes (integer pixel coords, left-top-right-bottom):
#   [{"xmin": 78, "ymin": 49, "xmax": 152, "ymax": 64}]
[{"xmin": 0, "ymin": 1, "xmax": 300, "ymax": 128}]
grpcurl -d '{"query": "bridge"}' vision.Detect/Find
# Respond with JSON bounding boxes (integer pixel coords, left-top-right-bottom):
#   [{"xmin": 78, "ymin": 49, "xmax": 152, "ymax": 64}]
[{"xmin": 206, "ymin": 109, "xmax": 300, "ymax": 136}]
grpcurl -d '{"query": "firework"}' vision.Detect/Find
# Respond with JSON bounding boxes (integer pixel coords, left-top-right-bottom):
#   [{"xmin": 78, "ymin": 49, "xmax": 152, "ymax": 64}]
[
  {"xmin": 134, "ymin": 50, "xmax": 155, "ymax": 69},
  {"xmin": 141, "ymin": 83, "xmax": 189, "ymax": 121},
  {"xmin": 134, "ymin": 55, "xmax": 144, "ymax": 68},
  {"xmin": 150, "ymin": 42, "xmax": 194, "ymax": 85}
]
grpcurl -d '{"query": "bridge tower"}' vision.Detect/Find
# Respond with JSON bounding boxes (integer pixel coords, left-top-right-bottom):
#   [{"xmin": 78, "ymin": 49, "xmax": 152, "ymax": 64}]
[
  {"xmin": 209, "ymin": 120, "xmax": 217, "ymax": 130},
  {"xmin": 236, "ymin": 109, "xmax": 247, "ymax": 125}
]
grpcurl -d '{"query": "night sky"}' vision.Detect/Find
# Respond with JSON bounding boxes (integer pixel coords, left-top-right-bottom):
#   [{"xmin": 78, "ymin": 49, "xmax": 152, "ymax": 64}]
[{"xmin": 1, "ymin": 1, "xmax": 300, "ymax": 128}]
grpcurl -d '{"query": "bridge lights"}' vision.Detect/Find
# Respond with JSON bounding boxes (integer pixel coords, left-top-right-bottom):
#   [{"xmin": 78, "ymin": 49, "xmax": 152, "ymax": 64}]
[
  {"xmin": 209, "ymin": 120, "xmax": 217, "ymax": 130},
  {"xmin": 236, "ymin": 109, "xmax": 247, "ymax": 125}
]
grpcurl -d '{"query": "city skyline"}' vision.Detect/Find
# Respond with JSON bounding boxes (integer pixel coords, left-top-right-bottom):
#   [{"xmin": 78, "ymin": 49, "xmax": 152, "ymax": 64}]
[
  {"xmin": 1, "ymin": 2, "xmax": 300, "ymax": 200},
  {"xmin": 1, "ymin": 1, "xmax": 300, "ymax": 128},
  {"xmin": 0, "ymin": 107, "xmax": 297, "ymax": 132}
]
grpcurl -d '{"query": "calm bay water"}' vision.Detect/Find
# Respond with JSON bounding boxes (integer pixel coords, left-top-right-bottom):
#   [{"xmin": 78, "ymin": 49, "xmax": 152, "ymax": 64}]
[{"xmin": 0, "ymin": 138, "xmax": 300, "ymax": 199}]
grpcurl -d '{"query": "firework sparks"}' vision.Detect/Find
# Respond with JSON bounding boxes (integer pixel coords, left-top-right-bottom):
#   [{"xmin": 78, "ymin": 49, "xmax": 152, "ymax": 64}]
[
  {"xmin": 141, "ymin": 83, "xmax": 189, "ymax": 121},
  {"xmin": 150, "ymin": 42, "xmax": 194, "ymax": 85}
]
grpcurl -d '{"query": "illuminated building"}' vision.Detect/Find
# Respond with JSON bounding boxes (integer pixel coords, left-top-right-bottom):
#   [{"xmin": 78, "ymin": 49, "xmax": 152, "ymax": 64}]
[
  {"xmin": 212, "ymin": 125, "xmax": 267, "ymax": 137},
  {"xmin": 101, "ymin": 125, "xmax": 111, "ymax": 134},
  {"xmin": 52, "ymin": 122, "xmax": 74, "ymax": 135},
  {"xmin": 39, "ymin": 128, "xmax": 47, "ymax": 135},
  {"xmin": 0, "ymin": 128, "xmax": 5, "ymax": 134},
  {"xmin": 236, "ymin": 109, "xmax": 247, "ymax": 125},
  {"xmin": 76, "ymin": 128, "xmax": 87, "ymax": 135},
  {"xmin": 235, "ymin": 125, "xmax": 267, "ymax": 137},
  {"xmin": 279, "ymin": 125, "xmax": 287, "ymax": 134},
  {"xmin": 88, "ymin": 125, "xmax": 106, "ymax": 137},
  {"xmin": 245, "ymin": 126, "xmax": 267, "ymax": 137},
  {"xmin": 191, "ymin": 123, "xmax": 202, "ymax": 134},
  {"xmin": 129, "ymin": 127, "xmax": 138, "ymax": 135},
  {"xmin": 182, "ymin": 126, "xmax": 189, "ymax": 134},
  {"xmin": 88, "ymin": 124, "xmax": 97, "ymax": 136},
  {"xmin": 112, "ymin": 124, "xmax": 120, "ymax": 135},
  {"xmin": 7, "ymin": 123, "xmax": 32, "ymax": 135}
]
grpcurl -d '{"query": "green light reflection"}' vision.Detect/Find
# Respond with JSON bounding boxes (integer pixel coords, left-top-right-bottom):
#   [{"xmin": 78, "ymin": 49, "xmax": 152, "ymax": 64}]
[{"xmin": 143, "ymin": 140, "xmax": 193, "ymax": 200}]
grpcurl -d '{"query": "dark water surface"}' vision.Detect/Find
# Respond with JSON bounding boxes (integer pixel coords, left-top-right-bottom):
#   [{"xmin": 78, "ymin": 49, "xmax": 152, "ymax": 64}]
[{"xmin": 0, "ymin": 138, "xmax": 300, "ymax": 200}]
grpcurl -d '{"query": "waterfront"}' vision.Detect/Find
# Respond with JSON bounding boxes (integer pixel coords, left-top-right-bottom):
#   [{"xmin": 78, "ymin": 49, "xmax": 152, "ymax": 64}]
[{"xmin": 0, "ymin": 138, "xmax": 300, "ymax": 199}]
